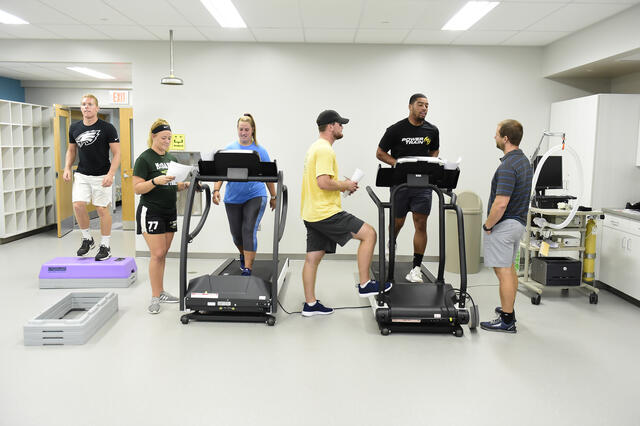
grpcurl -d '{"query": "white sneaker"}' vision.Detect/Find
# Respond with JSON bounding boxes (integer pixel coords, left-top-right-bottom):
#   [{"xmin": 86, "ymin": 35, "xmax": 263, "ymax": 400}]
[{"xmin": 405, "ymin": 266, "xmax": 423, "ymax": 283}]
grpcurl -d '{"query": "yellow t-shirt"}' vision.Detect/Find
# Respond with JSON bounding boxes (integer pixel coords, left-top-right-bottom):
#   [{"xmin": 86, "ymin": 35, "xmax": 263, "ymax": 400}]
[{"xmin": 300, "ymin": 138, "xmax": 342, "ymax": 222}]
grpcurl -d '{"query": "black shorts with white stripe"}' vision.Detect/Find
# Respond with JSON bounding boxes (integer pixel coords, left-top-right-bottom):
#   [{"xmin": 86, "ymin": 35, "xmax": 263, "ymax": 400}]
[{"xmin": 136, "ymin": 204, "xmax": 177, "ymax": 235}]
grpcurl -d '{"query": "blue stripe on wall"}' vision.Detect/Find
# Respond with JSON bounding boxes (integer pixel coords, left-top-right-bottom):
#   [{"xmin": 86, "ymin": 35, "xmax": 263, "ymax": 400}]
[{"xmin": 0, "ymin": 77, "xmax": 25, "ymax": 102}]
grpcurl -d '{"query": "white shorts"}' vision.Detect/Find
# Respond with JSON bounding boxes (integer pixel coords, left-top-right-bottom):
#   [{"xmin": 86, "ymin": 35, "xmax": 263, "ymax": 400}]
[{"xmin": 72, "ymin": 172, "xmax": 112, "ymax": 207}]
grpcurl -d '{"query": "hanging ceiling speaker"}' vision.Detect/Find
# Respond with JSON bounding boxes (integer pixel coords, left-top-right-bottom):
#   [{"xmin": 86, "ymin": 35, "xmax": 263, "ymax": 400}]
[{"xmin": 161, "ymin": 29, "xmax": 183, "ymax": 85}]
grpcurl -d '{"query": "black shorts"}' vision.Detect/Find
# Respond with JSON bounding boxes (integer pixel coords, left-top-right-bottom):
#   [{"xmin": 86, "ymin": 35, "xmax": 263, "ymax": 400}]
[
  {"xmin": 136, "ymin": 204, "xmax": 177, "ymax": 235},
  {"xmin": 304, "ymin": 211, "xmax": 364, "ymax": 254},
  {"xmin": 391, "ymin": 186, "xmax": 432, "ymax": 218}
]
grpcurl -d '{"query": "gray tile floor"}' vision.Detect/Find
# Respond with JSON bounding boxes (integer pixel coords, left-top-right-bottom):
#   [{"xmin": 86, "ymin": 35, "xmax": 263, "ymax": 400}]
[{"xmin": 1, "ymin": 230, "xmax": 639, "ymax": 426}]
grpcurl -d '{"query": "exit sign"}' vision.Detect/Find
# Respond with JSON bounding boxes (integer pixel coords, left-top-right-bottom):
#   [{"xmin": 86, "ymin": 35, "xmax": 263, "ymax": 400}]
[{"xmin": 109, "ymin": 91, "xmax": 129, "ymax": 104}]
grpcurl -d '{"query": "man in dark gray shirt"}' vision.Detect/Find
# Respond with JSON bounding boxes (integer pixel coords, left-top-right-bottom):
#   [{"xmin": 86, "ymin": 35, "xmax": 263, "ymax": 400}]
[{"xmin": 481, "ymin": 119, "xmax": 533, "ymax": 333}]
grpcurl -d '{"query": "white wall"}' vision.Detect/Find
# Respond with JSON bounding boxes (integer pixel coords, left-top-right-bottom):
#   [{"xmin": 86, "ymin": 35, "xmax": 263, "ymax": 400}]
[
  {"xmin": 3, "ymin": 39, "xmax": 587, "ymax": 256},
  {"xmin": 542, "ymin": 3, "xmax": 640, "ymax": 78}
]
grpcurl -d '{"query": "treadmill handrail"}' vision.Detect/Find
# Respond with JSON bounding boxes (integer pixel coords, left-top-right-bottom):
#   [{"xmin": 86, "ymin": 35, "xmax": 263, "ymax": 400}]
[
  {"xmin": 196, "ymin": 174, "xmax": 279, "ymax": 183},
  {"xmin": 188, "ymin": 184, "xmax": 211, "ymax": 243},
  {"xmin": 278, "ymin": 185, "xmax": 288, "ymax": 242}
]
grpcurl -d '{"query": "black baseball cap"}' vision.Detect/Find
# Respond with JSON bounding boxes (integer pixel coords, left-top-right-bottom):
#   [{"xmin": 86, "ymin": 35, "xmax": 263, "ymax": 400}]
[{"xmin": 316, "ymin": 110, "xmax": 349, "ymax": 126}]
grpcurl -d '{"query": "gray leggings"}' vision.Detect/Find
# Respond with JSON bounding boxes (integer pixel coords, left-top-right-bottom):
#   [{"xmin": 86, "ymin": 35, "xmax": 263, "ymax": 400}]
[{"xmin": 224, "ymin": 196, "xmax": 267, "ymax": 252}]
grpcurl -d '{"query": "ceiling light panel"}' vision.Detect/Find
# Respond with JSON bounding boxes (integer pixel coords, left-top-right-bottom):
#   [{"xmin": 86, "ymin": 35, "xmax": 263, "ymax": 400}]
[
  {"xmin": 66, "ymin": 66, "xmax": 116, "ymax": 80},
  {"xmin": 0, "ymin": 8, "xmax": 29, "ymax": 24},
  {"xmin": 442, "ymin": 1, "xmax": 500, "ymax": 31},
  {"xmin": 200, "ymin": 0, "xmax": 247, "ymax": 28}
]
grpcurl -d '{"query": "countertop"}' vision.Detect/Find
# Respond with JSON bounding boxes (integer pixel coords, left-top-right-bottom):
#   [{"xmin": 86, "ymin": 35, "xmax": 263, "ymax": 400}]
[{"xmin": 602, "ymin": 208, "xmax": 640, "ymax": 222}]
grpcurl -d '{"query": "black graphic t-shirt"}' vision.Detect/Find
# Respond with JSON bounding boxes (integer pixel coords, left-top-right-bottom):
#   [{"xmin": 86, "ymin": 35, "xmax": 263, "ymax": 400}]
[
  {"xmin": 378, "ymin": 118, "xmax": 440, "ymax": 159},
  {"xmin": 69, "ymin": 119, "xmax": 120, "ymax": 176},
  {"xmin": 133, "ymin": 148, "xmax": 178, "ymax": 214}
]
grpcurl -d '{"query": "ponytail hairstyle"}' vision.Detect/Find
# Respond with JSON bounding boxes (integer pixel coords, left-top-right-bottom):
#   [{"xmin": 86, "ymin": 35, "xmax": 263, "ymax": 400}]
[
  {"xmin": 237, "ymin": 113, "xmax": 257, "ymax": 145},
  {"xmin": 147, "ymin": 118, "xmax": 171, "ymax": 148}
]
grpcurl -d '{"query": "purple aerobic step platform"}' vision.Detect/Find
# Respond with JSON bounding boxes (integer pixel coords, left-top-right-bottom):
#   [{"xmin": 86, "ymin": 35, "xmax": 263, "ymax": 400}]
[{"xmin": 39, "ymin": 257, "xmax": 137, "ymax": 289}]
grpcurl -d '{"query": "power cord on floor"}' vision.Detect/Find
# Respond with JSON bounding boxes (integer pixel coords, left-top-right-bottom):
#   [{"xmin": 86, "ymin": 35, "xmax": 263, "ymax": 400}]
[{"xmin": 277, "ymin": 300, "xmax": 369, "ymax": 315}]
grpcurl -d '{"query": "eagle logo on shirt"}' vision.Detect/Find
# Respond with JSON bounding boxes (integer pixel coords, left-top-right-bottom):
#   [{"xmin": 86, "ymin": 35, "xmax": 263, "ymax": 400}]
[
  {"xmin": 424, "ymin": 136, "xmax": 431, "ymax": 145},
  {"xmin": 75, "ymin": 130, "xmax": 101, "ymax": 148}
]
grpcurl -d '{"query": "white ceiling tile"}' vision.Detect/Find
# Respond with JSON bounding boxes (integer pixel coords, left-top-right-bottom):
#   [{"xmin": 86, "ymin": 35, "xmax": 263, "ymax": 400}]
[
  {"xmin": 355, "ymin": 29, "xmax": 410, "ymax": 44},
  {"xmin": 502, "ymin": 30, "xmax": 570, "ymax": 46},
  {"xmin": 474, "ymin": 2, "xmax": 565, "ymax": 31},
  {"xmin": 403, "ymin": 29, "xmax": 458, "ymax": 45},
  {"xmin": 92, "ymin": 25, "xmax": 158, "ymax": 40},
  {"xmin": 234, "ymin": 0, "xmax": 302, "ymax": 28},
  {"xmin": 163, "ymin": 0, "xmax": 222, "ymax": 27},
  {"xmin": 0, "ymin": 24, "xmax": 62, "ymax": 39},
  {"xmin": 413, "ymin": 0, "xmax": 468, "ymax": 30},
  {"xmin": 304, "ymin": 29, "xmax": 356, "ymax": 43},
  {"xmin": 101, "ymin": 0, "xmax": 192, "ymax": 26},
  {"xmin": 198, "ymin": 27, "xmax": 255, "ymax": 42},
  {"xmin": 528, "ymin": 3, "xmax": 632, "ymax": 31},
  {"xmin": 38, "ymin": 0, "xmax": 133, "ymax": 25},
  {"xmin": 252, "ymin": 28, "xmax": 304, "ymax": 42},
  {"xmin": 451, "ymin": 30, "xmax": 518, "ymax": 45},
  {"xmin": 360, "ymin": 0, "xmax": 429, "ymax": 29},
  {"xmin": 144, "ymin": 26, "xmax": 207, "ymax": 41},
  {"xmin": 0, "ymin": 0, "xmax": 80, "ymax": 25},
  {"xmin": 38, "ymin": 24, "xmax": 111, "ymax": 40},
  {"xmin": 299, "ymin": 0, "xmax": 363, "ymax": 29}
]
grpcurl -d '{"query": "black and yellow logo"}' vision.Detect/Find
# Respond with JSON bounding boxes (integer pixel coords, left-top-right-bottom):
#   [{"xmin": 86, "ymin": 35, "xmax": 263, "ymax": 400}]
[{"xmin": 424, "ymin": 136, "xmax": 431, "ymax": 145}]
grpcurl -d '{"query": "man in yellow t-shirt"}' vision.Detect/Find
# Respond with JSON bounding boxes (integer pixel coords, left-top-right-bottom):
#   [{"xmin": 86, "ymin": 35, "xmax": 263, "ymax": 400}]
[{"xmin": 300, "ymin": 110, "xmax": 392, "ymax": 317}]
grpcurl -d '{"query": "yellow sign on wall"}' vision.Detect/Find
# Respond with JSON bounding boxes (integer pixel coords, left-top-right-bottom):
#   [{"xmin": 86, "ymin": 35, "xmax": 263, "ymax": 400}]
[{"xmin": 170, "ymin": 134, "xmax": 185, "ymax": 151}]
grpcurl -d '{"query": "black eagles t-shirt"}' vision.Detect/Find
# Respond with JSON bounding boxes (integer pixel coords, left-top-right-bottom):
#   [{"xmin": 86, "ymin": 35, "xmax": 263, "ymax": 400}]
[
  {"xmin": 378, "ymin": 118, "xmax": 440, "ymax": 159},
  {"xmin": 69, "ymin": 119, "xmax": 120, "ymax": 176}
]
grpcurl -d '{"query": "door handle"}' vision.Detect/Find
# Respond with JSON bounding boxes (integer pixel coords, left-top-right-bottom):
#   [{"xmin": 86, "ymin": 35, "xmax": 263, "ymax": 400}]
[
  {"xmin": 628, "ymin": 238, "xmax": 632, "ymax": 251},
  {"xmin": 621, "ymin": 237, "xmax": 626, "ymax": 249}
]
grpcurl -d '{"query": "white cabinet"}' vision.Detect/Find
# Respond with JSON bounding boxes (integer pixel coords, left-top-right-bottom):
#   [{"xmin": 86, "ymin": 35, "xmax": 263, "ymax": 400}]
[
  {"xmin": 0, "ymin": 100, "xmax": 54, "ymax": 242},
  {"xmin": 599, "ymin": 214, "xmax": 640, "ymax": 301},
  {"xmin": 549, "ymin": 94, "xmax": 640, "ymax": 210}
]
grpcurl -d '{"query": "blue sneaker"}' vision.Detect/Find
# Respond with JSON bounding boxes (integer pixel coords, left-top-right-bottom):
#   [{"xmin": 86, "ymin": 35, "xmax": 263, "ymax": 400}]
[
  {"xmin": 480, "ymin": 317, "xmax": 517, "ymax": 333},
  {"xmin": 358, "ymin": 280, "xmax": 392, "ymax": 298},
  {"xmin": 239, "ymin": 255, "xmax": 245, "ymax": 270},
  {"xmin": 301, "ymin": 300, "xmax": 334, "ymax": 317},
  {"xmin": 241, "ymin": 267, "xmax": 251, "ymax": 276}
]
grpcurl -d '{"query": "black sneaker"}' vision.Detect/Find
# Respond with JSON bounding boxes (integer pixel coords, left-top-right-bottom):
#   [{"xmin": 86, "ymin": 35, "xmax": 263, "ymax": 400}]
[
  {"xmin": 95, "ymin": 245, "xmax": 111, "ymax": 261},
  {"xmin": 301, "ymin": 300, "xmax": 334, "ymax": 317},
  {"xmin": 480, "ymin": 317, "xmax": 517, "ymax": 333},
  {"xmin": 77, "ymin": 237, "xmax": 95, "ymax": 256}
]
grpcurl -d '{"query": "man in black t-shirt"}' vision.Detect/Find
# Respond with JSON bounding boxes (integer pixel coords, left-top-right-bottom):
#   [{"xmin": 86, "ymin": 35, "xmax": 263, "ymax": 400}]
[
  {"xmin": 376, "ymin": 93, "xmax": 440, "ymax": 283},
  {"xmin": 63, "ymin": 94, "xmax": 120, "ymax": 261}
]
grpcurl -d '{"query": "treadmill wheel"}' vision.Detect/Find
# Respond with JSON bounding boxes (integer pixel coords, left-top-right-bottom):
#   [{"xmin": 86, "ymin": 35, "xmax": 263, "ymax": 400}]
[
  {"xmin": 468, "ymin": 305, "xmax": 479, "ymax": 330},
  {"xmin": 180, "ymin": 315, "xmax": 190, "ymax": 325},
  {"xmin": 266, "ymin": 317, "xmax": 276, "ymax": 326},
  {"xmin": 531, "ymin": 294, "xmax": 541, "ymax": 305},
  {"xmin": 589, "ymin": 293, "xmax": 598, "ymax": 305},
  {"xmin": 454, "ymin": 328, "xmax": 463, "ymax": 337},
  {"xmin": 381, "ymin": 328, "xmax": 391, "ymax": 336}
]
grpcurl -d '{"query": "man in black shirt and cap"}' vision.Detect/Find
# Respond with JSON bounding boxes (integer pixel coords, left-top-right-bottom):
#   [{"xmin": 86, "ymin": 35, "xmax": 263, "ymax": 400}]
[{"xmin": 376, "ymin": 93, "xmax": 440, "ymax": 282}]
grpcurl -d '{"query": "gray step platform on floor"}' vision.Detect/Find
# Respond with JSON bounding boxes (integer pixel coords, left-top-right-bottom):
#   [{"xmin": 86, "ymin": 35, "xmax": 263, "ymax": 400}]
[{"xmin": 24, "ymin": 292, "xmax": 118, "ymax": 346}]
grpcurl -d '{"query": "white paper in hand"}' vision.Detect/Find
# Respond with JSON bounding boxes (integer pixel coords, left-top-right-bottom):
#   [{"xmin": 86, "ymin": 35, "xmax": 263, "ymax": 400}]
[
  {"xmin": 344, "ymin": 168, "xmax": 364, "ymax": 197},
  {"xmin": 166, "ymin": 161, "xmax": 194, "ymax": 183}
]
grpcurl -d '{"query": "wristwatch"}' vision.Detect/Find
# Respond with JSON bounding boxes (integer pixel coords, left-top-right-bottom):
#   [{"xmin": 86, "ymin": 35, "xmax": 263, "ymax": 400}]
[
  {"xmin": 483, "ymin": 224, "xmax": 492, "ymax": 232},
  {"xmin": 270, "ymin": 196, "xmax": 276, "ymax": 200},
  {"xmin": 151, "ymin": 178, "xmax": 157, "ymax": 186}
]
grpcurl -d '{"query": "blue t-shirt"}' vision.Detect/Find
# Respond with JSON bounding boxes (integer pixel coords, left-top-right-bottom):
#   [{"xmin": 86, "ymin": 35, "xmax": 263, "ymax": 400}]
[{"xmin": 223, "ymin": 141, "xmax": 271, "ymax": 204}]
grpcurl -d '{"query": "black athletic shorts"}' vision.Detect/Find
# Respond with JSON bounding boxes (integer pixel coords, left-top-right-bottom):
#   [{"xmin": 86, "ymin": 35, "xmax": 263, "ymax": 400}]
[
  {"xmin": 391, "ymin": 186, "xmax": 432, "ymax": 218},
  {"xmin": 304, "ymin": 211, "xmax": 364, "ymax": 254},
  {"xmin": 136, "ymin": 204, "xmax": 177, "ymax": 235}
]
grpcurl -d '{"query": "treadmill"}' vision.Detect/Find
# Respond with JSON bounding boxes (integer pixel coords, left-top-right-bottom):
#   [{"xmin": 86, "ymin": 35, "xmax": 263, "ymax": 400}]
[
  {"xmin": 367, "ymin": 157, "xmax": 478, "ymax": 336},
  {"xmin": 179, "ymin": 150, "xmax": 289, "ymax": 326}
]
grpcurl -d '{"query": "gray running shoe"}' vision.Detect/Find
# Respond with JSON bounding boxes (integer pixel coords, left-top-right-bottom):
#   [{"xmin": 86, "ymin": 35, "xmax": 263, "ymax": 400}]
[
  {"xmin": 148, "ymin": 297, "xmax": 160, "ymax": 314},
  {"xmin": 159, "ymin": 291, "xmax": 179, "ymax": 303}
]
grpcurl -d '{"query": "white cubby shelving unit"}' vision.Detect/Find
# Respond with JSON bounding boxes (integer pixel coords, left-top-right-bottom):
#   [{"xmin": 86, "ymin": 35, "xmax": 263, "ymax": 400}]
[{"xmin": 0, "ymin": 100, "xmax": 54, "ymax": 241}]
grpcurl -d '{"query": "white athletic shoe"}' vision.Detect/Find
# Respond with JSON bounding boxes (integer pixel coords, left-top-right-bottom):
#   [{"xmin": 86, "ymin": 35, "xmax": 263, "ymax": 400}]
[{"xmin": 405, "ymin": 266, "xmax": 424, "ymax": 283}]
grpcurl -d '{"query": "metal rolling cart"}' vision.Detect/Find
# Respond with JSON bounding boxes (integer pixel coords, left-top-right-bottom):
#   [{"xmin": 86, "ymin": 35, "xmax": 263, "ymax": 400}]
[{"xmin": 519, "ymin": 207, "xmax": 603, "ymax": 305}]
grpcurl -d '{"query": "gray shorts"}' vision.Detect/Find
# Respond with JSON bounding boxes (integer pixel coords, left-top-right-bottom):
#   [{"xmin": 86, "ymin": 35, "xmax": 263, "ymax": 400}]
[
  {"xmin": 392, "ymin": 186, "xmax": 432, "ymax": 218},
  {"xmin": 304, "ymin": 211, "xmax": 364, "ymax": 254},
  {"xmin": 483, "ymin": 219, "xmax": 525, "ymax": 268}
]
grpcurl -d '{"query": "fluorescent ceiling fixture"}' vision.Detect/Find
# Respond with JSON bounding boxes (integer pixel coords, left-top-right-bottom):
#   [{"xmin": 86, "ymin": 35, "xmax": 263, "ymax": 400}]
[
  {"xmin": 0, "ymin": 9, "xmax": 29, "ymax": 24},
  {"xmin": 200, "ymin": 0, "xmax": 246, "ymax": 28},
  {"xmin": 442, "ymin": 1, "xmax": 499, "ymax": 31},
  {"xmin": 66, "ymin": 66, "xmax": 116, "ymax": 80}
]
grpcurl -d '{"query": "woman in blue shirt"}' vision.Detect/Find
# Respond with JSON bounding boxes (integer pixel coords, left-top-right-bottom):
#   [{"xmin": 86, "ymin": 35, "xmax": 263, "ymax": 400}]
[{"xmin": 212, "ymin": 114, "xmax": 276, "ymax": 275}]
